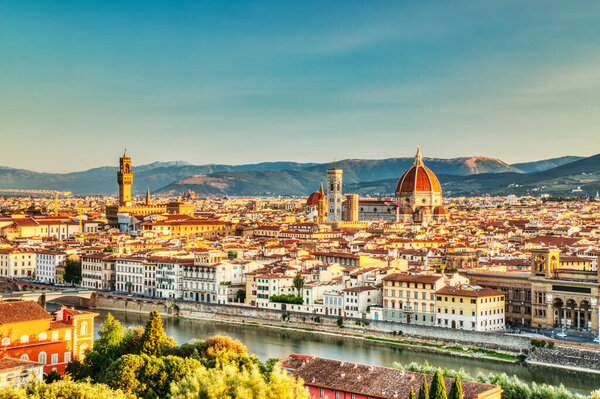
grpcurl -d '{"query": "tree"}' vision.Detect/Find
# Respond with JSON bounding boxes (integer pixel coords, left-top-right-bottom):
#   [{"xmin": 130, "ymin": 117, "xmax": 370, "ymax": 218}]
[
  {"xmin": 448, "ymin": 376, "xmax": 463, "ymax": 399},
  {"xmin": 419, "ymin": 377, "xmax": 429, "ymax": 399},
  {"xmin": 120, "ymin": 326, "xmax": 145, "ymax": 355},
  {"xmin": 236, "ymin": 289, "xmax": 246, "ymax": 303},
  {"xmin": 170, "ymin": 363, "xmax": 309, "ymax": 399},
  {"xmin": 430, "ymin": 369, "xmax": 447, "ymax": 399},
  {"xmin": 104, "ymin": 245, "xmax": 114, "ymax": 253},
  {"xmin": 409, "ymin": 386, "xmax": 417, "ymax": 399},
  {"xmin": 63, "ymin": 259, "xmax": 81, "ymax": 284},
  {"xmin": 105, "ymin": 354, "xmax": 202, "ymax": 399},
  {"xmin": 96, "ymin": 313, "xmax": 125, "ymax": 351},
  {"xmin": 293, "ymin": 273, "xmax": 305, "ymax": 297},
  {"xmin": 137, "ymin": 310, "xmax": 169, "ymax": 356}
]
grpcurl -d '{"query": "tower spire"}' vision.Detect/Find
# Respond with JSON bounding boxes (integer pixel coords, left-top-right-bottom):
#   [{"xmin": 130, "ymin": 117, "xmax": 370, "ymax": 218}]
[{"xmin": 146, "ymin": 188, "xmax": 151, "ymax": 205}]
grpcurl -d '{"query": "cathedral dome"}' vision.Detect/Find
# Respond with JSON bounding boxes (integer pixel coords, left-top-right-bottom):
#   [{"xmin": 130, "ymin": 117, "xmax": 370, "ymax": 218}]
[{"xmin": 395, "ymin": 147, "xmax": 442, "ymax": 195}]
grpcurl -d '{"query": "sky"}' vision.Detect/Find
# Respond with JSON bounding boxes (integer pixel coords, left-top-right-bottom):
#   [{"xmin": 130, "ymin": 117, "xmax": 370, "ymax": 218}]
[{"xmin": 1, "ymin": 1, "xmax": 600, "ymax": 172}]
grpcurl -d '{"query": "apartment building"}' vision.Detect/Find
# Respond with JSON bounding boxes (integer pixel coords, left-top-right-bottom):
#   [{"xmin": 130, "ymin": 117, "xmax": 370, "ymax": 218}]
[
  {"xmin": 435, "ymin": 285, "xmax": 505, "ymax": 331},
  {"xmin": 115, "ymin": 257, "xmax": 145, "ymax": 294},
  {"xmin": 382, "ymin": 272, "xmax": 468, "ymax": 325},
  {"xmin": 35, "ymin": 251, "xmax": 66, "ymax": 284},
  {"xmin": 81, "ymin": 254, "xmax": 116, "ymax": 291},
  {"xmin": 0, "ymin": 249, "xmax": 36, "ymax": 278}
]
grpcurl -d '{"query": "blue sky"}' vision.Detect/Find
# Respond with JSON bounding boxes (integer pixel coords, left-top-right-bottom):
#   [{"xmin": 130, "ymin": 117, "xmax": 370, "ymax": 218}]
[{"xmin": 1, "ymin": 1, "xmax": 599, "ymax": 172}]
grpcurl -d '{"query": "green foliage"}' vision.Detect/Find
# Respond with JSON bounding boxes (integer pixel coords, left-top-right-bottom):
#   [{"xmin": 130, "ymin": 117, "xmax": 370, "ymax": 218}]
[
  {"xmin": 311, "ymin": 316, "xmax": 321, "ymax": 323},
  {"xmin": 530, "ymin": 339, "xmax": 547, "ymax": 349},
  {"xmin": 448, "ymin": 376, "xmax": 463, "ymax": 399},
  {"xmin": 281, "ymin": 312, "xmax": 291, "ymax": 321},
  {"xmin": 104, "ymin": 245, "xmax": 114, "ymax": 253},
  {"xmin": 293, "ymin": 273, "xmax": 305, "ymax": 297},
  {"xmin": 430, "ymin": 369, "xmax": 447, "ymax": 399},
  {"xmin": 419, "ymin": 377, "xmax": 429, "ymax": 399},
  {"xmin": 63, "ymin": 259, "xmax": 81, "ymax": 284},
  {"xmin": 0, "ymin": 379, "xmax": 135, "ymax": 399},
  {"xmin": 547, "ymin": 341, "xmax": 554, "ymax": 349},
  {"xmin": 170, "ymin": 363, "xmax": 309, "ymax": 399},
  {"xmin": 138, "ymin": 310, "xmax": 171, "ymax": 356},
  {"xmin": 44, "ymin": 370, "xmax": 61, "ymax": 383},
  {"xmin": 105, "ymin": 353, "xmax": 202, "ymax": 399},
  {"xmin": 409, "ymin": 386, "xmax": 417, "ymax": 399},
  {"xmin": 269, "ymin": 294, "xmax": 303, "ymax": 304}
]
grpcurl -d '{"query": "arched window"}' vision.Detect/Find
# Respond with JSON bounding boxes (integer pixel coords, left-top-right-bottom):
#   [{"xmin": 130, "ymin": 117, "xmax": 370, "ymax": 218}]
[
  {"xmin": 80, "ymin": 322, "xmax": 88, "ymax": 335},
  {"xmin": 38, "ymin": 352, "xmax": 47, "ymax": 364},
  {"xmin": 1, "ymin": 337, "xmax": 10, "ymax": 346},
  {"xmin": 20, "ymin": 354, "xmax": 29, "ymax": 360},
  {"xmin": 38, "ymin": 333, "xmax": 47, "ymax": 341},
  {"xmin": 20, "ymin": 335, "xmax": 29, "ymax": 344}
]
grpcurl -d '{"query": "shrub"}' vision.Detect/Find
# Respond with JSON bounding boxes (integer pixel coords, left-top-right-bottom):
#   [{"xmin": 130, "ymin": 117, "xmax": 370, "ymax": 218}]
[
  {"xmin": 270, "ymin": 294, "xmax": 303, "ymax": 304},
  {"xmin": 336, "ymin": 317, "xmax": 344, "ymax": 328}
]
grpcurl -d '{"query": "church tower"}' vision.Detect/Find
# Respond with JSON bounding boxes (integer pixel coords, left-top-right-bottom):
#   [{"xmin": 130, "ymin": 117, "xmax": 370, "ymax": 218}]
[
  {"xmin": 326, "ymin": 166, "xmax": 343, "ymax": 221},
  {"xmin": 117, "ymin": 149, "xmax": 133, "ymax": 206},
  {"xmin": 317, "ymin": 182, "xmax": 327, "ymax": 224}
]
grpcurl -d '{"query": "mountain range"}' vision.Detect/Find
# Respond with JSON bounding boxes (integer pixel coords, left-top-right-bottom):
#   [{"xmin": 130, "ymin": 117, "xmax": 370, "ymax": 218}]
[{"xmin": 0, "ymin": 154, "xmax": 597, "ymax": 198}]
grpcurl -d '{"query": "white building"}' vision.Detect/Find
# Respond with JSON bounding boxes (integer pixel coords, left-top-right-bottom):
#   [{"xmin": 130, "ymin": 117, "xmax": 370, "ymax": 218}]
[
  {"xmin": 35, "ymin": 250, "xmax": 66, "ymax": 284},
  {"xmin": 323, "ymin": 291, "xmax": 344, "ymax": 317},
  {"xmin": 81, "ymin": 254, "xmax": 116, "ymax": 291},
  {"xmin": 116, "ymin": 257, "xmax": 145, "ymax": 294},
  {"xmin": 0, "ymin": 249, "xmax": 36, "ymax": 278},
  {"xmin": 342, "ymin": 286, "xmax": 382, "ymax": 318},
  {"xmin": 156, "ymin": 258, "xmax": 193, "ymax": 299},
  {"xmin": 326, "ymin": 167, "xmax": 343, "ymax": 221}
]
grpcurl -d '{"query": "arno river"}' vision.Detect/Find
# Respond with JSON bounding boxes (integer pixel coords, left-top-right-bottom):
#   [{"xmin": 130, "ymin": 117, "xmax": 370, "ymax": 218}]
[{"xmin": 94, "ymin": 309, "xmax": 600, "ymax": 394}]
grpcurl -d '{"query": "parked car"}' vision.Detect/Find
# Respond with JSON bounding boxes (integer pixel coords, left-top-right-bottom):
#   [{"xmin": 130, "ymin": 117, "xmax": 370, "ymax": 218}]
[
  {"xmin": 593, "ymin": 337, "xmax": 600, "ymax": 344},
  {"xmin": 556, "ymin": 332, "xmax": 567, "ymax": 338}
]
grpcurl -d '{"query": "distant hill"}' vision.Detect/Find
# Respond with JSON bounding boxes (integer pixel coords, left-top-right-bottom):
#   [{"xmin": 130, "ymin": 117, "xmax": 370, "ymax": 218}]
[
  {"xmin": 155, "ymin": 156, "xmax": 521, "ymax": 196},
  {"xmin": 510, "ymin": 156, "xmax": 584, "ymax": 173}
]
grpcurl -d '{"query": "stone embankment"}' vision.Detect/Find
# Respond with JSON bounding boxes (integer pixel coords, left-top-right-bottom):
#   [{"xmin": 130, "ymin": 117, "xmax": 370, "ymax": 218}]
[{"xmin": 528, "ymin": 344, "xmax": 600, "ymax": 373}]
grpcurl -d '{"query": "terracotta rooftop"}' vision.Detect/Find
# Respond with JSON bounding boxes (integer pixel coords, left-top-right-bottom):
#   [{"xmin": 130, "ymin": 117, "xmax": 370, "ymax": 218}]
[
  {"xmin": 281, "ymin": 354, "xmax": 501, "ymax": 399},
  {"xmin": 0, "ymin": 301, "xmax": 52, "ymax": 325}
]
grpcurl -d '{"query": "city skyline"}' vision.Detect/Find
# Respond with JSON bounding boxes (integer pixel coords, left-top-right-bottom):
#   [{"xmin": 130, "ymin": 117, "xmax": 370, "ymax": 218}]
[{"xmin": 2, "ymin": 1, "xmax": 600, "ymax": 172}]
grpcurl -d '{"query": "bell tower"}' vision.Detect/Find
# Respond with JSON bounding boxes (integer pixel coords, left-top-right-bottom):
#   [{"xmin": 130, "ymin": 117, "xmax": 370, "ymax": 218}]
[
  {"xmin": 117, "ymin": 149, "xmax": 133, "ymax": 206},
  {"xmin": 326, "ymin": 166, "xmax": 343, "ymax": 221}
]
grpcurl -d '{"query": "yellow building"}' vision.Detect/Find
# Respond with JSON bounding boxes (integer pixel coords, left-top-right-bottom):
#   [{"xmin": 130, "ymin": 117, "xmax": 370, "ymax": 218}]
[{"xmin": 435, "ymin": 285, "xmax": 505, "ymax": 331}]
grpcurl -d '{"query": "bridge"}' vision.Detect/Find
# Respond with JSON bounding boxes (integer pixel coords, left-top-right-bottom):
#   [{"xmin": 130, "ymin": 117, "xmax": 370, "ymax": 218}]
[{"xmin": 0, "ymin": 289, "xmax": 96, "ymax": 309}]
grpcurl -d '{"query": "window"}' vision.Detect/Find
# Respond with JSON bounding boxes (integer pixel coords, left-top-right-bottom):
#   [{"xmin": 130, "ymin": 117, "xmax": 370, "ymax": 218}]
[
  {"xmin": 38, "ymin": 352, "xmax": 47, "ymax": 364},
  {"xmin": 51, "ymin": 354, "xmax": 58, "ymax": 365},
  {"xmin": 20, "ymin": 354, "xmax": 29, "ymax": 360},
  {"xmin": 52, "ymin": 331, "xmax": 59, "ymax": 341},
  {"xmin": 65, "ymin": 329, "xmax": 71, "ymax": 340},
  {"xmin": 1, "ymin": 337, "xmax": 10, "ymax": 346},
  {"xmin": 320, "ymin": 389, "xmax": 325, "ymax": 398},
  {"xmin": 20, "ymin": 335, "xmax": 29, "ymax": 344},
  {"xmin": 64, "ymin": 352, "xmax": 71, "ymax": 363},
  {"xmin": 80, "ymin": 322, "xmax": 88, "ymax": 335}
]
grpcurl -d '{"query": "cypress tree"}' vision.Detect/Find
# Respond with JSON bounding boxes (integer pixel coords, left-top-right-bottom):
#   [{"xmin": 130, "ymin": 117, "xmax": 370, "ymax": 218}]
[
  {"xmin": 418, "ymin": 377, "xmax": 429, "ymax": 399},
  {"xmin": 430, "ymin": 369, "xmax": 447, "ymax": 399},
  {"xmin": 138, "ymin": 310, "xmax": 168, "ymax": 356},
  {"xmin": 409, "ymin": 386, "xmax": 417, "ymax": 399},
  {"xmin": 448, "ymin": 376, "xmax": 463, "ymax": 399}
]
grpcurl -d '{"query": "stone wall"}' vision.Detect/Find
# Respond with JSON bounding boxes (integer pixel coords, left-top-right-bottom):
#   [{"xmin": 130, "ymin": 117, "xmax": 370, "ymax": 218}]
[{"xmin": 528, "ymin": 344, "xmax": 600, "ymax": 371}]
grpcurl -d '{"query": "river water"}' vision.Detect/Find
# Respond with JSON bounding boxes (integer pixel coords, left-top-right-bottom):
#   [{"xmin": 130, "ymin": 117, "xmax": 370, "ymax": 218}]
[{"xmin": 94, "ymin": 309, "xmax": 600, "ymax": 394}]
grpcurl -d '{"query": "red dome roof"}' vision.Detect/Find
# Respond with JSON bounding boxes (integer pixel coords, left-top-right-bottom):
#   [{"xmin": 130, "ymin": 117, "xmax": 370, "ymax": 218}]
[{"xmin": 395, "ymin": 148, "xmax": 442, "ymax": 195}]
